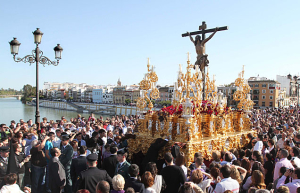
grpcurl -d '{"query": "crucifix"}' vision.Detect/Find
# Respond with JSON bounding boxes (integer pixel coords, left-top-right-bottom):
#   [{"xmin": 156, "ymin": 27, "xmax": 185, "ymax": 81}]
[{"xmin": 182, "ymin": 21, "xmax": 228, "ymax": 100}]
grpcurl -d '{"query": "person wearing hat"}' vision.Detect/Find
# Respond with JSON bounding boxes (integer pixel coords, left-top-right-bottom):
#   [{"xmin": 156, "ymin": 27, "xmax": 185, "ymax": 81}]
[
  {"xmin": 0, "ymin": 146, "xmax": 9, "ymax": 187},
  {"xmin": 59, "ymin": 133, "xmax": 73, "ymax": 193},
  {"xmin": 115, "ymin": 149, "xmax": 131, "ymax": 180},
  {"xmin": 76, "ymin": 153, "xmax": 112, "ymax": 193}
]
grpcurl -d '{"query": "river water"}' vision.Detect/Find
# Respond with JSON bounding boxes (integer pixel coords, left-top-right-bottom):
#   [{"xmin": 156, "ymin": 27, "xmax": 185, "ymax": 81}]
[{"xmin": 0, "ymin": 98, "xmax": 100, "ymax": 125}]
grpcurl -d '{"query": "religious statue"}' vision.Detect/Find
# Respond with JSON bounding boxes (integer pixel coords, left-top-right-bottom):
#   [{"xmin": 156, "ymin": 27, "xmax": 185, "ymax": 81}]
[{"xmin": 187, "ymin": 27, "xmax": 218, "ymax": 74}]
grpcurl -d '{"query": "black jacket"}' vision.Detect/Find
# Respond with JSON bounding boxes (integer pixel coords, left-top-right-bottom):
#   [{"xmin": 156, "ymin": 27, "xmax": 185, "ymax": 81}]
[
  {"xmin": 76, "ymin": 167, "xmax": 112, "ymax": 193},
  {"xmin": 70, "ymin": 156, "xmax": 88, "ymax": 184},
  {"xmin": 161, "ymin": 165, "xmax": 186, "ymax": 193},
  {"xmin": 49, "ymin": 157, "xmax": 66, "ymax": 193},
  {"xmin": 124, "ymin": 177, "xmax": 145, "ymax": 193},
  {"xmin": 102, "ymin": 154, "xmax": 118, "ymax": 178}
]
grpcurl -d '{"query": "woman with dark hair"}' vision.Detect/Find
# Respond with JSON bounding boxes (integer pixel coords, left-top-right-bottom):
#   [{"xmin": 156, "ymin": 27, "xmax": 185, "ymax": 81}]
[
  {"xmin": 241, "ymin": 158, "xmax": 251, "ymax": 186},
  {"xmin": 263, "ymin": 153, "xmax": 274, "ymax": 187},
  {"xmin": 252, "ymin": 151, "xmax": 264, "ymax": 164},
  {"xmin": 251, "ymin": 170, "xmax": 266, "ymax": 189},
  {"xmin": 145, "ymin": 162, "xmax": 165, "ymax": 193},
  {"xmin": 15, "ymin": 131, "xmax": 23, "ymax": 144},
  {"xmin": 175, "ymin": 152, "xmax": 188, "ymax": 178},
  {"xmin": 242, "ymin": 161, "xmax": 264, "ymax": 191},
  {"xmin": 141, "ymin": 172, "xmax": 156, "ymax": 193}
]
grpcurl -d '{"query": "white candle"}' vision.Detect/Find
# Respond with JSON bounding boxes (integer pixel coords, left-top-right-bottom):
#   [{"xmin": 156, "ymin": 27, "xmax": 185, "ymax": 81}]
[
  {"xmin": 179, "ymin": 64, "xmax": 182, "ymax": 72},
  {"xmin": 175, "ymin": 82, "xmax": 178, "ymax": 90},
  {"xmin": 187, "ymin": 52, "xmax": 190, "ymax": 61}
]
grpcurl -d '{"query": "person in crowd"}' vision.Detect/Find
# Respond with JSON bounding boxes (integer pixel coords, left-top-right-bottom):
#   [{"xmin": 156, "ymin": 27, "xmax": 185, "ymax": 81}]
[
  {"xmin": 103, "ymin": 144, "xmax": 119, "ymax": 178},
  {"xmin": 0, "ymin": 173, "xmax": 31, "ymax": 193},
  {"xmin": 264, "ymin": 153, "xmax": 274, "ymax": 186},
  {"xmin": 276, "ymin": 168, "xmax": 300, "ymax": 192},
  {"xmin": 145, "ymin": 162, "xmax": 165, "ymax": 193},
  {"xmin": 76, "ymin": 153, "xmax": 112, "ymax": 193},
  {"xmin": 53, "ymin": 129, "xmax": 62, "ymax": 148},
  {"xmin": 213, "ymin": 164, "xmax": 239, "ymax": 193},
  {"xmin": 71, "ymin": 146, "xmax": 88, "ymax": 191},
  {"xmin": 71, "ymin": 140, "xmax": 79, "ymax": 159},
  {"xmin": 206, "ymin": 167, "xmax": 220, "ymax": 193},
  {"xmin": 13, "ymin": 143, "xmax": 30, "ymax": 188},
  {"xmin": 274, "ymin": 149, "xmax": 294, "ymax": 180},
  {"xmin": 115, "ymin": 149, "xmax": 131, "ymax": 180},
  {"xmin": 161, "ymin": 152, "xmax": 186, "ymax": 193},
  {"xmin": 211, "ymin": 150, "xmax": 221, "ymax": 165},
  {"xmin": 251, "ymin": 170, "xmax": 266, "ymax": 189},
  {"xmin": 49, "ymin": 147, "xmax": 66, "ymax": 193},
  {"xmin": 45, "ymin": 132, "xmax": 55, "ymax": 192},
  {"xmin": 0, "ymin": 146, "xmax": 10, "ymax": 188},
  {"xmin": 111, "ymin": 174, "xmax": 126, "ymax": 193},
  {"xmin": 175, "ymin": 152, "xmax": 188, "ymax": 178},
  {"xmin": 60, "ymin": 133, "xmax": 73, "ymax": 193},
  {"xmin": 190, "ymin": 169, "xmax": 212, "ymax": 193},
  {"xmin": 141, "ymin": 171, "xmax": 156, "ymax": 193},
  {"xmin": 124, "ymin": 164, "xmax": 145, "ymax": 193},
  {"xmin": 96, "ymin": 180, "xmax": 110, "ymax": 193},
  {"xmin": 75, "ymin": 133, "xmax": 86, "ymax": 147},
  {"xmin": 30, "ymin": 136, "xmax": 49, "ymax": 193}
]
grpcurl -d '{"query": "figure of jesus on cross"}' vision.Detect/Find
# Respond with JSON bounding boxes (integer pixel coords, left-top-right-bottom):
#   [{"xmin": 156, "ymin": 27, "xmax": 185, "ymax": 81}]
[{"xmin": 182, "ymin": 21, "xmax": 228, "ymax": 76}]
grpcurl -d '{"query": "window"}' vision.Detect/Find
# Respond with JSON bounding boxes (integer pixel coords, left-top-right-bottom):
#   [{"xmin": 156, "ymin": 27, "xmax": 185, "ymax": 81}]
[
  {"xmin": 262, "ymin": 102, "xmax": 265, "ymax": 107},
  {"xmin": 270, "ymin": 96, "xmax": 273, "ymax": 100},
  {"xmin": 262, "ymin": 90, "xmax": 266, "ymax": 94},
  {"xmin": 249, "ymin": 84, "xmax": 253, "ymax": 88},
  {"xmin": 254, "ymin": 84, "xmax": 259, "ymax": 87},
  {"xmin": 262, "ymin": 84, "xmax": 267, "ymax": 88},
  {"xmin": 270, "ymin": 90, "xmax": 274, "ymax": 94},
  {"xmin": 262, "ymin": 95, "xmax": 266, "ymax": 99},
  {"xmin": 269, "ymin": 102, "xmax": 273, "ymax": 107},
  {"xmin": 253, "ymin": 90, "xmax": 259, "ymax": 94}
]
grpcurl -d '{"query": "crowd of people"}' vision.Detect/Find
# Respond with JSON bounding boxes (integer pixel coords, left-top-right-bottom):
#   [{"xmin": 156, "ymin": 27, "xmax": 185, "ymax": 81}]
[{"xmin": 0, "ymin": 107, "xmax": 300, "ymax": 193}]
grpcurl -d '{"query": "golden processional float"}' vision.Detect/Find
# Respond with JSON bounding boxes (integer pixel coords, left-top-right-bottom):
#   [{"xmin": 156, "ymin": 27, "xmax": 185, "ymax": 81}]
[{"xmin": 127, "ymin": 58, "xmax": 255, "ymax": 165}]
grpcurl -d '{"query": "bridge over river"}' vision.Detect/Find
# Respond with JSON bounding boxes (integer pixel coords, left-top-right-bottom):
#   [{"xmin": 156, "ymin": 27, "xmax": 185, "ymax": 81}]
[{"xmin": 0, "ymin": 95, "xmax": 23, "ymax": 100}]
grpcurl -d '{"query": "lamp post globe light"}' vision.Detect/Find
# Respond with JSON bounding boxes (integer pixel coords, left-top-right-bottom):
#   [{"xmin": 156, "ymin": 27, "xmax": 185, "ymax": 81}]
[{"xmin": 9, "ymin": 28, "xmax": 63, "ymax": 125}]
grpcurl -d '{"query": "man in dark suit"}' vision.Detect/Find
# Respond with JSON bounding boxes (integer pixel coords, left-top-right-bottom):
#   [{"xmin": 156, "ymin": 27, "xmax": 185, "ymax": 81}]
[
  {"xmin": 102, "ymin": 144, "xmax": 118, "ymax": 178},
  {"xmin": 60, "ymin": 133, "xmax": 73, "ymax": 193},
  {"xmin": 124, "ymin": 164, "xmax": 145, "ymax": 193},
  {"xmin": 49, "ymin": 147, "xmax": 66, "ymax": 193},
  {"xmin": 71, "ymin": 146, "xmax": 88, "ymax": 192},
  {"xmin": 115, "ymin": 149, "xmax": 131, "ymax": 180},
  {"xmin": 76, "ymin": 153, "xmax": 112, "ymax": 193},
  {"xmin": 161, "ymin": 152, "xmax": 186, "ymax": 193}
]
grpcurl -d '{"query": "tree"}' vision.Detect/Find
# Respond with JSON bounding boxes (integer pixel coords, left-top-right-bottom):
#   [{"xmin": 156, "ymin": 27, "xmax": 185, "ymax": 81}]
[
  {"xmin": 125, "ymin": 99, "xmax": 131, "ymax": 105},
  {"xmin": 21, "ymin": 84, "xmax": 36, "ymax": 103}
]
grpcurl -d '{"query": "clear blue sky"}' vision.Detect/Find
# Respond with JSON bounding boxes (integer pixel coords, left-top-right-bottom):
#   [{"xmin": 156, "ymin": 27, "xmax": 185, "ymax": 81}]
[{"xmin": 1, "ymin": 1, "xmax": 300, "ymax": 90}]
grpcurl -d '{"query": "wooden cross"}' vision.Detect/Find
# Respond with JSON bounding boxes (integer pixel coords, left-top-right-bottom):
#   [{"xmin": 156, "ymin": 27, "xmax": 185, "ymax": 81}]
[{"xmin": 182, "ymin": 21, "xmax": 228, "ymax": 39}]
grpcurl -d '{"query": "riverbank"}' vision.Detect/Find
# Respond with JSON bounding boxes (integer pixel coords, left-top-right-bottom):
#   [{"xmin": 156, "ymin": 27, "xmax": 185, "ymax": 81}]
[{"xmin": 28, "ymin": 100, "xmax": 159, "ymax": 116}]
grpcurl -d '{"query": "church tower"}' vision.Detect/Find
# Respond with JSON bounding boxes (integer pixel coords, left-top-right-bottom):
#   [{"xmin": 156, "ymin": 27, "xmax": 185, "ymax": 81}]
[{"xmin": 117, "ymin": 78, "xmax": 121, "ymax": 86}]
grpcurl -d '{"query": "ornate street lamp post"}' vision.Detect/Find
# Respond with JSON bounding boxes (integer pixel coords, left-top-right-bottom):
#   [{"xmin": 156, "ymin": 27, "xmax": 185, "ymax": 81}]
[{"xmin": 9, "ymin": 28, "xmax": 63, "ymax": 125}]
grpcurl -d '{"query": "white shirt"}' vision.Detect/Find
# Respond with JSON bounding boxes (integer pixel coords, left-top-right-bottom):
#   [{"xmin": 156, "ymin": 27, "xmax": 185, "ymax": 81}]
[
  {"xmin": 0, "ymin": 183, "xmax": 24, "ymax": 193},
  {"xmin": 213, "ymin": 177, "xmax": 239, "ymax": 193},
  {"xmin": 52, "ymin": 137, "xmax": 61, "ymax": 148},
  {"xmin": 253, "ymin": 141, "xmax": 263, "ymax": 153}
]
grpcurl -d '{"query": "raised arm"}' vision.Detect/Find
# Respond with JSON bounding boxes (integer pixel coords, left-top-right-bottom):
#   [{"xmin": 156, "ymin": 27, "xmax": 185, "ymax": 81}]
[
  {"xmin": 187, "ymin": 32, "xmax": 195, "ymax": 44},
  {"xmin": 202, "ymin": 27, "xmax": 218, "ymax": 45}
]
